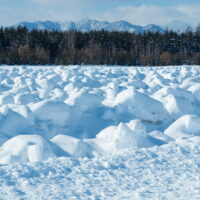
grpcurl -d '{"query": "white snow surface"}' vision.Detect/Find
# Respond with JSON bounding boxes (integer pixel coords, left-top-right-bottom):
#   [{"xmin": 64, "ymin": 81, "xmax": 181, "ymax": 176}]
[{"xmin": 0, "ymin": 65, "xmax": 200, "ymax": 199}]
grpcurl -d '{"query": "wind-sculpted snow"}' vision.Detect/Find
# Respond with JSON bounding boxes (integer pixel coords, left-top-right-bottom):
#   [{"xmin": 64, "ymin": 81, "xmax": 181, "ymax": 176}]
[
  {"xmin": 0, "ymin": 138, "xmax": 200, "ymax": 200},
  {"xmin": 0, "ymin": 65, "xmax": 200, "ymax": 163},
  {"xmin": 0, "ymin": 65, "xmax": 200, "ymax": 199}
]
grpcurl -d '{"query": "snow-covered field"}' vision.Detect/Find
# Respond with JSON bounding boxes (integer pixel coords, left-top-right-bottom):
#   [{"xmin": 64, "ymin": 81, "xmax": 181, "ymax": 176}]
[{"xmin": 0, "ymin": 65, "xmax": 200, "ymax": 199}]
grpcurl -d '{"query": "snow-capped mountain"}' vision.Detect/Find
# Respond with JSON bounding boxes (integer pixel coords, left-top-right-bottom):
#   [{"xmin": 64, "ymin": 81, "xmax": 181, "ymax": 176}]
[
  {"xmin": 12, "ymin": 19, "xmax": 164, "ymax": 33},
  {"xmin": 13, "ymin": 21, "xmax": 61, "ymax": 31}
]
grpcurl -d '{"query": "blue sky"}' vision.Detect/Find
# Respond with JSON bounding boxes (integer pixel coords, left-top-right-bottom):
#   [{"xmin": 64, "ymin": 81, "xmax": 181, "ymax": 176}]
[{"xmin": 0, "ymin": 0, "xmax": 200, "ymax": 26}]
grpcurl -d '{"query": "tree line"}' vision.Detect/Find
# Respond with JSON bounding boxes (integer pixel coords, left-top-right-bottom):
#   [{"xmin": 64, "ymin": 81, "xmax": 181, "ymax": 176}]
[{"xmin": 0, "ymin": 25, "xmax": 200, "ymax": 66}]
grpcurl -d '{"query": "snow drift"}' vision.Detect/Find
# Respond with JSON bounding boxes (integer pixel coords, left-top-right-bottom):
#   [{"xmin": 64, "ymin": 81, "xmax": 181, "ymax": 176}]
[{"xmin": 0, "ymin": 65, "xmax": 200, "ymax": 165}]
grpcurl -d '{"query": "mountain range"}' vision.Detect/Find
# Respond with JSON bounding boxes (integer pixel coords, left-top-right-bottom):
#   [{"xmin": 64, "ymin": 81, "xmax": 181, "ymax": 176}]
[{"xmin": 11, "ymin": 19, "xmax": 193, "ymax": 33}]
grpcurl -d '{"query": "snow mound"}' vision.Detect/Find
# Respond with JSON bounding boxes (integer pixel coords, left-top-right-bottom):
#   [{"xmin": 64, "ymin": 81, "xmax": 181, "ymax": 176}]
[
  {"xmin": 0, "ymin": 135, "xmax": 56, "ymax": 164},
  {"xmin": 14, "ymin": 93, "xmax": 37, "ymax": 105},
  {"xmin": 0, "ymin": 105, "xmax": 34, "ymax": 137},
  {"xmin": 113, "ymin": 87, "xmax": 170, "ymax": 125},
  {"xmin": 65, "ymin": 88, "xmax": 107, "ymax": 138},
  {"xmin": 0, "ymin": 94, "xmax": 15, "ymax": 105},
  {"xmin": 188, "ymin": 83, "xmax": 200, "ymax": 102},
  {"xmin": 51, "ymin": 134, "xmax": 95, "ymax": 158},
  {"xmin": 153, "ymin": 86, "xmax": 197, "ymax": 120},
  {"xmin": 148, "ymin": 130, "xmax": 174, "ymax": 143},
  {"xmin": 88, "ymin": 120, "xmax": 164, "ymax": 154},
  {"xmin": 0, "ymin": 133, "xmax": 9, "ymax": 146},
  {"xmin": 29, "ymin": 100, "xmax": 69, "ymax": 127},
  {"xmin": 1, "ymin": 65, "xmax": 200, "ymax": 164},
  {"xmin": 165, "ymin": 115, "xmax": 200, "ymax": 139},
  {"xmin": 1, "ymin": 65, "xmax": 200, "ymax": 198}
]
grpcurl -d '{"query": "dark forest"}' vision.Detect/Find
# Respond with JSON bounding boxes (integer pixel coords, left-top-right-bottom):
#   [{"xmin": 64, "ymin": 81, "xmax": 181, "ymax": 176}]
[{"xmin": 1, "ymin": 26, "xmax": 200, "ymax": 66}]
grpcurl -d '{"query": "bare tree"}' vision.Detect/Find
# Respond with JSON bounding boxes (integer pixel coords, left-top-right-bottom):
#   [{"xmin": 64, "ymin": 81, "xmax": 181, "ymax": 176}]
[{"xmin": 17, "ymin": 45, "xmax": 32, "ymax": 64}]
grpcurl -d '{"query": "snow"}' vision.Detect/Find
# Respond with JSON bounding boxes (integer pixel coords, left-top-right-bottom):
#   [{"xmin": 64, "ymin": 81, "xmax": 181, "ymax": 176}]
[
  {"xmin": 113, "ymin": 87, "xmax": 170, "ymax": 124},
  {"xmin": 12, "ymin": 19, "xmax": 164, "ymax": 33},
  {"xmin": 164, "ymin": 115, "xmax": 200, "ymax": 139},
  {"xmin": 51, "ymin": 134, "xmax": 94, "ymax": 158},
  {"xmin": 0, "ymin": 135, "xmax": 56, "ymax": 164},
  {"xmin": 29, "ymin": 100, "xmax": 69, "ymax": 127},
  {"xmin": 152, "ymin": 86, "xmax": 198, "ymax": 120},
  {"xmin": 0, "ymin": 139, "xmax": 199, "ymax": 199},
  {"xmin": 88, "ymin": 120, "xmax": 164, "ymax": 155},
  {"xmin": 0, "ymin": 65, "xmax": 200, "ymax": 199}
]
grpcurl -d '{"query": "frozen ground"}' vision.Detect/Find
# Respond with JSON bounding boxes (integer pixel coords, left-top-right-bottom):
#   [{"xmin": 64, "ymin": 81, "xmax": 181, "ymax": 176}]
[{"xmin": 0, "ymin": 65, "xmax": 200, "ymax": 199}]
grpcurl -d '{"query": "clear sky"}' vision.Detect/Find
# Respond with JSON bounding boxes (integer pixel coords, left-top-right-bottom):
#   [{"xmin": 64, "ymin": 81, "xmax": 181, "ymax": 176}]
[{"xmin": 0, "ymin": 0, "xmax": 200, "ymax": 26}]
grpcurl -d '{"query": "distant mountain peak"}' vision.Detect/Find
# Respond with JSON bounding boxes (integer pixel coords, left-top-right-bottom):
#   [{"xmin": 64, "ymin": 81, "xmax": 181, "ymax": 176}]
[{"xmin": 11, "ymin": 19, "xmax": 164, "ymax": 33}]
